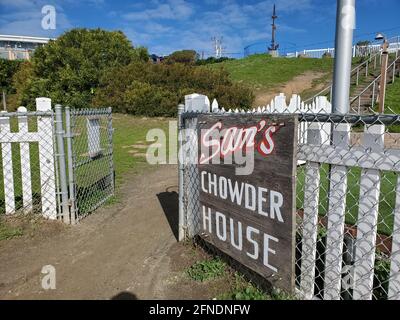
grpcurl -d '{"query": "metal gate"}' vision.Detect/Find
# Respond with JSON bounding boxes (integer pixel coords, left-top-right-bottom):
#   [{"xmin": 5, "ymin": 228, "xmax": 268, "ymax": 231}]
[{"xmin": 69, "ymin": 108, "xmax": 114, "ymax": 218}]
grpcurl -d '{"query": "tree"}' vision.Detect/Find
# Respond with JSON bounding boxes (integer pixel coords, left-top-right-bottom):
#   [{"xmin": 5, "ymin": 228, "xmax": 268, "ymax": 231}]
[
  {"xmin": 18, "ymin": 28, "xmax": 148, "ymax": 109},
  {"xmin": 164, "ymin": 50, "xmax": 198, "ymax": 65},
  {"xmin": 0, "ymin": 59, "xmax": 22, "ymax": 110}
]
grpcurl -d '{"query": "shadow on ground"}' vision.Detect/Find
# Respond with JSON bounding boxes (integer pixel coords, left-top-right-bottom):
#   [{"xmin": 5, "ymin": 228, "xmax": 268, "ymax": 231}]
[
  {"xmin": 111, "ymin": 291, "xmax": 138, "ymax": 300},
  {"xmin": 157, "ymin": 189, "xmax": 179, "ymax": 241}
]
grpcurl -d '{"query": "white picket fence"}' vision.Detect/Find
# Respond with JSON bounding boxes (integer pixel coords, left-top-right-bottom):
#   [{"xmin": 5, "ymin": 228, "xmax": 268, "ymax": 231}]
[
  {"xmin": 286, "ymin": 37, "xmax": 400, "ymax": 59},
  {"xmin": 0, "ymin": 98, "xmax": 57, "ymax": 219},
  {"xmin": 181, "ymin": 92, "xmax": 400, "ymax": 300}
]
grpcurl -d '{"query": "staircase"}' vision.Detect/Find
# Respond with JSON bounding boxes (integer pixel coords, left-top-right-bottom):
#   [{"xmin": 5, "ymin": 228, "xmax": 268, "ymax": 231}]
[
  {"xmin": 305, "ymin": 36, "xmax": 400, "ymax": 114},
  {"xmin": 350, "ymin": 53, "xmax": 400, "ymax": 114}
]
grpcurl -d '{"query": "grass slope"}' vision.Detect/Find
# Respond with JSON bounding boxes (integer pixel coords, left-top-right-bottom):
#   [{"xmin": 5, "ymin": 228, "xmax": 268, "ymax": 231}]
[
  {"xmin": 209, "ymin": 54, "xmax": 334, "ymax": 91},
  {"xmin": 385, "ymin": 77, "xmax": 400, "ymax": 114}
]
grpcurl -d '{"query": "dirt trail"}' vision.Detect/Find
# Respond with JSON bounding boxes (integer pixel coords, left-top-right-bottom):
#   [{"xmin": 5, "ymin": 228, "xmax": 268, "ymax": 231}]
[
  {"xmin": 0, "ymin": 165, "xmax": 198, "ymax": 300},
  {"xmin": 254, "ymin": 71, "xmax": 329, "ymax": 106}
]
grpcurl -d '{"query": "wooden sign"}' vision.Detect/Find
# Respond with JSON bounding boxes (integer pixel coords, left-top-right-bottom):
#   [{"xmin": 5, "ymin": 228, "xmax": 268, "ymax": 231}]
[{"xmin": 197, "ymin": 114, "xmax": 297, "ymax": 292}]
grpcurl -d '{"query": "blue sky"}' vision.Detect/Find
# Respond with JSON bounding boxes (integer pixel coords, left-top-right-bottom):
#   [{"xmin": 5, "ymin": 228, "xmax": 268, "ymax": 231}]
[{"xmin": 1, "ymin": 0, "xmax": 400, "ymax": 57}]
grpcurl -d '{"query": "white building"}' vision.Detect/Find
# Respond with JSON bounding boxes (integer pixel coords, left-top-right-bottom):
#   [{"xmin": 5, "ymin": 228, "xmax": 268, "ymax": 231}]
[{"xmin": 0, "ymin": 35, "xmax": 52, "ymax": 60}]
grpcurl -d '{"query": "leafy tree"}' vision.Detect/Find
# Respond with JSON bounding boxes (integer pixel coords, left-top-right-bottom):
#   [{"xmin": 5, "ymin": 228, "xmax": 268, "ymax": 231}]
[
  {"xmin": 18, "ymin": 28, "xmax": 148, "ymax": 109},
  {"xmin": 0, "ymin": 59, "xmax": 22, "ymax": 109},
  {"xmin": 0, "ymin": 59, "xmax": 22, "ymax": 92},
  {"xmin": 164, "ymin": 50, "xmax": 198, "ymax": 65}
]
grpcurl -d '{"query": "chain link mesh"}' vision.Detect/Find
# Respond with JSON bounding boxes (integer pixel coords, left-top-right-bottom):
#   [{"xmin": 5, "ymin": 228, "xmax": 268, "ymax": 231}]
[
  {"xmin": 0, "ymin": 111, "xmax": 60, "ymax": 218},
  {"xmin": 70, "ymin": 108, "xmax": 114, "ymax": 219},
  {"xmin": 180, "ymin": 108, "xmax": 400, "ymax": 300}
]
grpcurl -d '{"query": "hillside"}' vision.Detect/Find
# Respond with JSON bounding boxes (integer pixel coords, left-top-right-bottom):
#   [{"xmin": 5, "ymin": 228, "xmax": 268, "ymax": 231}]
[
  {"xmin": 386, "ymin": 78, "xmax": 400, "ymax": 114},
  {"xmin": 208, "ymin": 54, "xmax": 334, "ymax": 105}
]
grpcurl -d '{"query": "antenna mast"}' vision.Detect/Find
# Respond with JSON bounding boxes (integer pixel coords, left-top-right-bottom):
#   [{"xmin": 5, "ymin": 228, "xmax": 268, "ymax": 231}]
[{"xmin": 268, "ymin": 4, "xmax": 279, "ymax": 57}]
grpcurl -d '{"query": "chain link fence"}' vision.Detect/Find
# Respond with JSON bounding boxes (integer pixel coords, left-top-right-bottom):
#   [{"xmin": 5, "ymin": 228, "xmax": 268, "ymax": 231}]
[
  {"xmin": 0, "ymin": 102, "xmax": 60, "ymax": 220},
  {"xmin": 0, "ymin": 101, "xmax": 114, "ymax": 224},
  {"xmin": 69, "ymin": 108, "xmax": 114, "ymax": 219},
  {"xmin": 179, "ymin": 97, "xmax": 400, "ymax": 300}
]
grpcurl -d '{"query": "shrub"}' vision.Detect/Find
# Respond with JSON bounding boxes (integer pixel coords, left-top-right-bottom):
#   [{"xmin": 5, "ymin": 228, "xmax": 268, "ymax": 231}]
[
  {"xmin": 94, "ymin": 61, "xmax": 254, "ymax": 116},
  {"xmin": 164, "ymin": 50, "xmax": 198, "ymax": 65},
  {"xmin": 14, "ymin": 28, "xmax": 148, "ymax": 109},
  {"xmin": 186, "ymin": 258, "xmax": 226, "ymax": 282}
]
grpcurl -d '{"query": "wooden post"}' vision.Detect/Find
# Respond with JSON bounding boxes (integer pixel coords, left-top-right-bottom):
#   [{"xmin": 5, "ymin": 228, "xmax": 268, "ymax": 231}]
[
  {"xmin": 353, "ymin": 124, "xmax": 385, "ymax": 300},
  {"xmin": 0, "ymin": 111, "xmax": 15, "ymax": 214},
  {"xmin": 36, "ymin": 98, "xmax": 57, "ymax": 220},
  {"xmin": 324, "ymin": 123, "xmax": 350, "ymax": 300},
  {"xmin": 378, "ymin": 41, "xmax": 389, "ymax": 113},
  {"xmin": 18, "ymin": 106, "xmax": 33, "ymax": 213},
  {"xmin": 300, "ymin": 124, "xmax": 322, "ymax": 299}
]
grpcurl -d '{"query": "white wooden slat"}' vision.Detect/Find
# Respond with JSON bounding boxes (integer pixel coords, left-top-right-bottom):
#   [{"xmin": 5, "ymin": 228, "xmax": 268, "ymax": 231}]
[
  {"xmin": 18, "ymin": 107, "xmax": 33, "ymax": 213},
  {"xmin": 87, "ymin": 118, "xmax": 101, "ymax": 157},
  {"xmin": 300, "ymin": 123, "xmax": 322, "ymax": 299},
  {"xmin": 298, "ymin": 144, "xmax": 400, "ymax": 172},
  {"xmin": 0, "ymin": 131, "xmax": 40, "ymax": 143},
  {"xmin": 388, "ymin": 175, "xmax": 400, "ymax": 300},
  {"xmin": 0, "ymin": 112, "xmax": 15, "ymax": 214},
  {"xmin": 353, "ymin": 124, "xmax": 385, "ymax": 300},
  {"xmin": 324, "ymin": 123, "xmax": 351, "ymax": 300},
  {"xmin": 36, "ymin": 98, "xmax": 57, "ymax": 220}
]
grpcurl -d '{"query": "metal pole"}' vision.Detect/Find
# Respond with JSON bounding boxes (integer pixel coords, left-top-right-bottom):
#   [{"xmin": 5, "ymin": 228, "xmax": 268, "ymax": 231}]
[
  {"xmin": 55, "ymin": 105, "xmax": 70, "ymax": 224},
  {"xmin": 331, "ymin": 0, "xmax": 356, "ymax": 114},
  {"xmin": 178, "ymin": 103, "xmax": 185, "ymax": 241},
  {"xmin": 378, "ymin": 41, "xmax": 389, "ymax": 113},
  {"xmin": 372, "ymin": 81, "xmax": 376, "ymax": 108},
  {"xmin": 65, "ymin": 107, "xmax": 76, "ymax": 225},
  {"xmin": 2, "ymin": 90, "xmax": 6, "ymax": 111},
  {"xmin": 356, "ymin": 68, "xmax": 359, "ymax": 86}
]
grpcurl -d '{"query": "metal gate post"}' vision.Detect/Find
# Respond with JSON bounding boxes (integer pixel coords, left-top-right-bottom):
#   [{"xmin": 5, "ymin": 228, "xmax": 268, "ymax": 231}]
[
  {"xmin": 55, "ymin": 105, "xmax": 70, "ymax": 224},
  {"xmin": 178, "ymin": 104, "xmax": 185, "ymax": 241},
  {"xmin": 65, "ymin": 107, "xmax": 76, "ymax": 224}
]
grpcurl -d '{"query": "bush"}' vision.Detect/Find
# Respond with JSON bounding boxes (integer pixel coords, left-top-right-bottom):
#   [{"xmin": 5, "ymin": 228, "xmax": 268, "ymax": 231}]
[
  {"xmin": 196, "ymin": 57, "xmax": 234, "ymax": 66},
  {"xmin": 164, "ymin": 50, "xmax": 198, "ymax": 65},
  {"xmin": 94, "ymin": 61, "xmax": 254, "ymax": 116},
  {"xmin": 124, "ymin": 81, "xmax": 178, "ymax": 117},
  {"xmin": 13, "ymin": 28, "xmax": 148, "ymax": 109}
]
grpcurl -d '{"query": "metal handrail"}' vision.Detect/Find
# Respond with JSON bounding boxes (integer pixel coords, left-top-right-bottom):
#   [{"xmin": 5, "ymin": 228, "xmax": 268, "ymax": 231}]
[
  {"xmin": 304, "ymin": 36, "xmax": 400, "ymax": 104},
  {"xmin": 350, "ymin": 54, "xmax": 400, "ymax": 105},
  {"xmin": 304, "ymin": 51, "xmax": 380, "ymax": 102}
]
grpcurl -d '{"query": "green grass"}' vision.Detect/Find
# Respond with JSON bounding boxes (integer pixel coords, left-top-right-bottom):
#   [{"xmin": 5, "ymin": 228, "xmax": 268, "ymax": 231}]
[
  {"xmin": 208, "ymin": 54, "xmax": 333, "ymax": 91},
  {"xmin": 297, "ymin": 164, "xmax": 397, "ymax": 236},
  {"xmin": 385, "ymin": 77, "xmax": 400, "ymax": 114},
  {"xmin": 186, "ymin": 258, "xmax": 226, "ymax": 282},
  {"xmin": 0, "ymin": 220, "xmax": 23, "ymax": 241},
  {"xmin": 112, "ymin": 115, "xmax": 171, "ymax": 183},
  {"xmin": 217, "ymin": 273, "xmax": 268, "ymax": 300},
  {"xmin": 0, "ymin": 114, "xmax": 170, "ymax": 221}
]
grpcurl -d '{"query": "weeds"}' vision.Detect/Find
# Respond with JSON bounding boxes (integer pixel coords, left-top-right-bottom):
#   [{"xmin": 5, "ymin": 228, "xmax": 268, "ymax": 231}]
[{"xmin": 186, "ymin": 258, "xmax": 226, "ymax": 282}]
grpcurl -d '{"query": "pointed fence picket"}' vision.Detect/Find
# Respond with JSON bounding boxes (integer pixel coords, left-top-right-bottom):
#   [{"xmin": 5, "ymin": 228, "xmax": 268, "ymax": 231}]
[
  {"xmin": 180, "ymin": 92, "xmax": 400, "ymax": 300},
  {"xmin": 0, "ymin": 98, "xmax": 57, "ymax": 219}
]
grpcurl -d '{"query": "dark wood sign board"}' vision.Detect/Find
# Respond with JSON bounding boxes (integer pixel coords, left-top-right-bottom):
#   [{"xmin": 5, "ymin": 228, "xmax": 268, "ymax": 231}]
[{"xmin": 197, "ymin": 114, "xmax": 297, "ymax": 292}]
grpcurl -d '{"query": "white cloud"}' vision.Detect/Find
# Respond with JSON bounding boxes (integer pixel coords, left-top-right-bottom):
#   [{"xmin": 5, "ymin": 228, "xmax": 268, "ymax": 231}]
[
  {"xmin": 123, "ymin": 0, "xmax": 193, "ymax": 21},
  {"xmin": 0, "ymin": 0, "xmax": 71, "ymax": 36}
]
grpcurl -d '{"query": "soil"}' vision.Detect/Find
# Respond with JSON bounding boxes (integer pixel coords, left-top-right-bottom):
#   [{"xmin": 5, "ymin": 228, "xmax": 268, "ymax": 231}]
[
  {"xmin": 253, "ymin": 71, "xmax": 329, "ymax": 106},
  {"xmin": 0, "ymin": 165, "xmax": 230, "ymax": 300}
]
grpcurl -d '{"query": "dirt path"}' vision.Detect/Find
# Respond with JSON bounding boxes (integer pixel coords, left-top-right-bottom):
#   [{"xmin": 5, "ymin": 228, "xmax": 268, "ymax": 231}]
[
  {"xmin": 253, "ymin": 71, "xmax": 329, "ymax": 106},
  {"xmin": 0, "ymin": 165, "xmax": 203, "ymax": 300}
]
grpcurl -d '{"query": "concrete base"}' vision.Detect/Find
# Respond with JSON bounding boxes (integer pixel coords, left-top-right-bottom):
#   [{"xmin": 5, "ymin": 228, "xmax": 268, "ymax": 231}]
[{"xmin": 268, "ymin": 50, "xmax": 279, "ymax": 57}]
